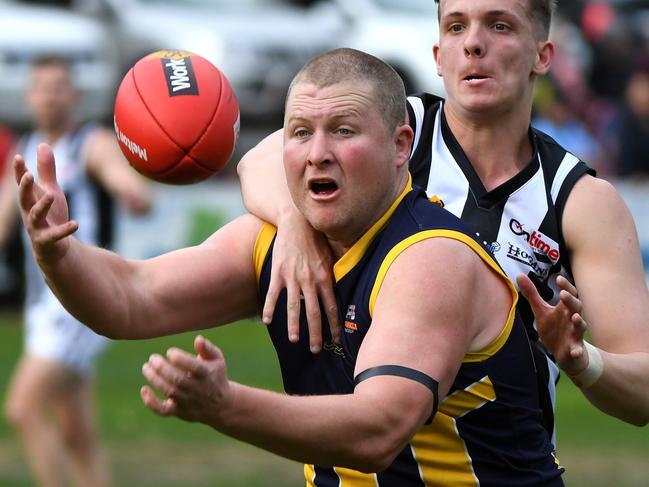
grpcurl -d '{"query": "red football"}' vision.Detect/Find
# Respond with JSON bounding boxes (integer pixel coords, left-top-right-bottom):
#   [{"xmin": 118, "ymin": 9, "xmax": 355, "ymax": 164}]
[{"xmin": 113, "ymin": 50, "xmax": 240, "ymax": 184}]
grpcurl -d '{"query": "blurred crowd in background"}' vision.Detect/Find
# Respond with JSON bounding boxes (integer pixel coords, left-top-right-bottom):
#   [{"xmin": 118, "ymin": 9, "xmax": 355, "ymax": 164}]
[
  {"xmin": 533, "ymin": 0, "xmax": 649, "ymax": 179},
  {"xmin": 0, "ymin": 0, "xmax": 648, "ymax": 310},
  {"xmin": 0, "ymin": 0, "xmax": 645, "ymax": 178}
]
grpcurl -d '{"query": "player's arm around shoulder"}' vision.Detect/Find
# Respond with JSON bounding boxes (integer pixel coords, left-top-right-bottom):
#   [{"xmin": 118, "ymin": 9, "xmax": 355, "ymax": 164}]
[
  {"xmin": 351, "ymin": 236, "xmax": 513, "ymax": 468},
  {"xmin": 563, "ymin": 174, "xmax": 649, "ymax": 424}
]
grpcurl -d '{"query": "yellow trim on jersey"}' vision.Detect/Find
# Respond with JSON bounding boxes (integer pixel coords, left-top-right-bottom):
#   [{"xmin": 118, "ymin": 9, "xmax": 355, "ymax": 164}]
[
  {"xmin": 462, "ymin": 301, "xmax": 517, "ymax": 363},
  {"xmin": 429, "ymin": 194, "xmax": 444, "ymax": 207},
  {"xmin": 438, "ymin": 376, "xmax": 496, "ymax": 418},
  {"xmin": 410, "ymin": 377, "xmax": 496, "ymax": 486},
  {"xmin": 411, "ymin": 416, "xmax": 478, "ymax": 487},
  {"xmin": 368, "ymin": 229, "xmax": 519, "ymax": 361},
  {"xmin": 334, "ymin": 467, "xmax": 377, "ymax": 486},
  {"xmin": 333, "ymin": 174, "xmax": 413, "ymax": 282},
  {"xmin": 305, "ymin": 464, "xmax": 316, "ymax": 486},
  {"xmin": 253, "ymin": 222, "xmax": 277, "ymax": 286}
]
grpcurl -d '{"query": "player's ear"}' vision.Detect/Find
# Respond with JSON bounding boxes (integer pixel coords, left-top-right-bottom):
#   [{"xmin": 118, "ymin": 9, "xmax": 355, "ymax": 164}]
[
  {"xmin": 394, "ymin": 123, "xmax": 414, "ymax": 169},
  {"xmin": 433, "ymin": 44, "xmax": 443, "ymax": 77},
  {"xmin": 533, "ymin": 40, "xmax": 554, "ymax": 76}
]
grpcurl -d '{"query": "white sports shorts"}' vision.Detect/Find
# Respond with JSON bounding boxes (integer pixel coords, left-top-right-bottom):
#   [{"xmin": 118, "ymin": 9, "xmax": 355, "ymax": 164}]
[{"xmin": 24, "ymin": 292, "xmax": 110, "ymax": 377}]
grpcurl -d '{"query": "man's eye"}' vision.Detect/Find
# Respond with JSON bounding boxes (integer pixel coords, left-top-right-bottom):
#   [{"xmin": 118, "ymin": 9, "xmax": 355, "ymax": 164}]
[
  {"xmin": 295, "ymin": 129, "xmax": 310, "ymax": 138},
  {"xmin": 338, "ymin": 128, "xmax": 352, "ymax": 135},
  {"xmin": 494, "ymin": 22, "xmax": 509, "ymax": 31},
  {"xmin": 449, "ymin": 24, "xmax": 463, "ymax": 33}
]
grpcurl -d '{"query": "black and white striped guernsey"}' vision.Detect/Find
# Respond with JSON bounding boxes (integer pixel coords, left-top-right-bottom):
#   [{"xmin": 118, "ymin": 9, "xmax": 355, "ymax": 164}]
[
  {"xmin": 407, "ymin": 93, "xmax": 596, "ymax": 445},
  {"xmin": 18, "ymin": 124, "xmax": 114, "ymax": 306},
  {"xmin": 407, "ymin": 93, "xmax": 595, "ymax": 340}
]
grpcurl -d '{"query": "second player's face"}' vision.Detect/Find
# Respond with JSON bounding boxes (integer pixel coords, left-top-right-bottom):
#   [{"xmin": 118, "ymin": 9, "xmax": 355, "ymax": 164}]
[
  {"xmin": 27, "ymin": 64, "xmax": 77, "ymax": 131},
  {"xmin": 434, "ymin": 0, "xmax": 546, "ymax": 117},
  {"xmin": 283, "ymin": 80, "xmax": 402, "ymax": 250}
]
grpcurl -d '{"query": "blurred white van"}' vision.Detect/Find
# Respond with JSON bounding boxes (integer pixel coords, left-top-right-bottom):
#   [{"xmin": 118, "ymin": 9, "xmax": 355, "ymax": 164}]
[{"xmin": 0, "ymin": 0, "xmax": 120, "ymax": 129}]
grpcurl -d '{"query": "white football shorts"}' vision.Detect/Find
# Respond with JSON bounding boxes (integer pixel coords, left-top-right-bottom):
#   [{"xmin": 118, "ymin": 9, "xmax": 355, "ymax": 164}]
[{"xmin": 24, "ymin": 292, "xmax": 110, "ymax": 377}]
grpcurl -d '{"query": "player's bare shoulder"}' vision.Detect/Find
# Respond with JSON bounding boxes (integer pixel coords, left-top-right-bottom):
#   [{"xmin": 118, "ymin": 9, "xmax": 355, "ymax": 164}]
[{"xmin": 563, "ymin": 174, "xmax": 637, "ymax": 249}]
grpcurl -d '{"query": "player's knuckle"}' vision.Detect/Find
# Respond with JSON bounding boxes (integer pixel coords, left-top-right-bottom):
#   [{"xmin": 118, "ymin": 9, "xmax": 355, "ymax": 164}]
[
  {"xmin": 314, "ymin": 268, "xmax": 330, "ymax": 281},
  {"xmin": 307, "ymin": 308, "xmax": 322, "ymax": 320}
]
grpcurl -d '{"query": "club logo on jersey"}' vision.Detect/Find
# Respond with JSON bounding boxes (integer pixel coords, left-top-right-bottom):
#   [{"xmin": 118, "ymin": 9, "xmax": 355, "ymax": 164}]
[
  {"xmin": 488, "ymin": 241, "xmax": 501, "ymax": 254},
  {"xmin": 323, "ymin": 341, "xmax": 346, "ymax": 357},
  {"xmin": 506, "ymin": 243, "xmax": 549, "ymax": 278},
  {"xmin": 162, "ymin": 57, "xmax": 199, "ymax": 96},
  {"xmin": 344, "ymin": 304, "xmax": 358, "ymax": 334},
  {"xmin": 509, "ymin": 218, "xmax": 560, "ymax": 264},
  {"xmin": 345, "ymin": 305, "xmax": 356, "ymax": 321},
  {"xmin": 343, "ymin": 305, "xmax": 358, "ymax": 334}
]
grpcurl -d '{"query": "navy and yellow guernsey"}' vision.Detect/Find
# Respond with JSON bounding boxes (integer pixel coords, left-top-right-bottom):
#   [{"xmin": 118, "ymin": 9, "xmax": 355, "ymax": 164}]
[{"xmin": 253, "ymin": 177, "xmax": 565, "ymax": 487}]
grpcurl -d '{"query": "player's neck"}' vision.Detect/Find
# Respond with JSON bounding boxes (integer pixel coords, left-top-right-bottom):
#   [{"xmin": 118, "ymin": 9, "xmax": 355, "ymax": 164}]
[
  {"xmin": 443, "ymin": 104, "xmax": 534, "ymax": 192},
  {"xmin": 40, "ymin": 121, "xmax": 74, "ymax": 145}
]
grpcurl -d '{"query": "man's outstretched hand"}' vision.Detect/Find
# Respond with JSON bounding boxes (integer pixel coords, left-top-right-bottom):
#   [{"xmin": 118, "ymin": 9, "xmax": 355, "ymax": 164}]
[{"xmin": 14, "ymin": 143, "xmax": 78, "ymax": 265}]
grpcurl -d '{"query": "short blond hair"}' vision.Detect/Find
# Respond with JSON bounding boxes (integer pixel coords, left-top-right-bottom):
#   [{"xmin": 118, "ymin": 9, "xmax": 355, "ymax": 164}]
[{"xmin": 287, "ymin": 48, "xmax": 406, "ymax": 132}]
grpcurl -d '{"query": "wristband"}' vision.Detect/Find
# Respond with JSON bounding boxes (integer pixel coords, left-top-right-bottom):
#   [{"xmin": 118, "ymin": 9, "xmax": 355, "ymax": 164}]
[{"xmin": 568, "ymin": 341, "xmax": 604, "ymax": 389}]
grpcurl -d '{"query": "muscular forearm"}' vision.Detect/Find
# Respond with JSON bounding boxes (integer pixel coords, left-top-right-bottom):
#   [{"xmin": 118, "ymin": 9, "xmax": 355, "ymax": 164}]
[
  {"xmin": 215, "ymin": 381, "xmax": 427, "ymax": 472},
  {"xmin": 577, "ymin": 350, "xmax": 649, "ymax": 426},
  {"xmin": 40, "ymin": 237, "xmax": 146, "ymax": 339}
]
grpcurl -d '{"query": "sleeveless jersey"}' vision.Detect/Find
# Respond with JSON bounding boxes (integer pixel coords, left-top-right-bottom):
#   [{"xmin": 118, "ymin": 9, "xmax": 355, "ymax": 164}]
[
  {"xmin": 407, "ymin": 94, "xmax": 595, "ymax": 337},
  {"xmin": 19, "ymin": 124, "xmax": 114, "ymax": 306},
  {"xmin": 406, "ymin": 94, "xmax": 596, "ymax": 445},
  {"xmin": 254, "ymin": 181, "xmax": 564, "ymax": 487}
]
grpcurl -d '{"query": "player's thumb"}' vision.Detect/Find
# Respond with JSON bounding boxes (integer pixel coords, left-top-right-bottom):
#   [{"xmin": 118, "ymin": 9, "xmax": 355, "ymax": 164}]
[
  {"xmin": 36, "ymin": 143, "xmax": 58, "ymax": 186},
  {"xmin": 194, "ymin": 335, "xmax": 222, "ymax": 361}
]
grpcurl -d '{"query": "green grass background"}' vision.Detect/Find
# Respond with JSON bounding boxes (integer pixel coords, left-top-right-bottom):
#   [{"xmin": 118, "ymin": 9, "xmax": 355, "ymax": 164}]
[{"xmin": 0, "ymin": 310, "xmax": 647, "ymax": 486}]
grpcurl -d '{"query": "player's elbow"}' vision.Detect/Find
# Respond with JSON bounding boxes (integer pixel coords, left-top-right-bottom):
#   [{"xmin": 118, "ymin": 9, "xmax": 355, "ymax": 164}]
[
  {"xmin": 346, "ymin": 412, "xmax": 426, "ymax": 472},
  {"xmin": 348, "ymin": 436, "xmax": 405, "ymax": 473}
]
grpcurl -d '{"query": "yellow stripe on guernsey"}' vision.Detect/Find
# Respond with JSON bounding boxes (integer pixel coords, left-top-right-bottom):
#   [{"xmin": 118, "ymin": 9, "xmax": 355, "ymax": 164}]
[
  {"xmin": 305, "ymin": 465, "xmax": 378, "ymax": 486},
  {"xmin": 334, "ymin": 467, "xmax": 378, "ymax": 487},
  {"xmin": 368, "ymin": 229, "xmax": 518, "ymax": 361},
  {"xmin": 410, "ymin": 376, "xmax": 496, "ymax": 487},
  {"xmin": 305, "ymin": 378, "xmax": 497, "ymax": 486},
  {"xmin": 253, "ymin": 222, "xmax": 278, "ymax": 287},
  {"xmin": 305, "ymin": 464, "xmax": 316, "ymax": 487},
  {"xmin": 333, "ymin": 174, "xmax": 413, "ymax": 281}
]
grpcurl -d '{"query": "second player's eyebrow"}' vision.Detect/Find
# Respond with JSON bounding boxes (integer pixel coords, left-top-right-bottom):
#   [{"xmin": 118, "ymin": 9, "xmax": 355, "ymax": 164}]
[{"xmin": 441, "ymin": 9, "xmax": 513, "ymax": 22}]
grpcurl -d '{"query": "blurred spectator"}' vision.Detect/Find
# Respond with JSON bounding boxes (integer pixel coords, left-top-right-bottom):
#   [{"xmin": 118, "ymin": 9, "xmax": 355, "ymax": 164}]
[
  {"xmin": 0, "ymin": 126, "xmax": 16, "ymax": 178},
  {"xmin": 0, "ymin": 125, "xmax": 22, "ymax": 308},
  {"xmin": 533, "ymin": 76, "xmax": 608, "ymax": 173},
  {"xmin": 2, "ymin": 55, "xmax": 151, "ymax": 487},
  {"xmin": 617, "ymin": 60, "xmax": 649, "ymax": 179}
]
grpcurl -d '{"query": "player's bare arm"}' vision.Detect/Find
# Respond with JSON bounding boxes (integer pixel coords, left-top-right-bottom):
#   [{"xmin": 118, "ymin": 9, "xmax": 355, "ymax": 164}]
[
  {"xmin": 83, "ymin": 127, "xmax": 152, "ymax": 215},
  {"xmin": 559, "ymin": 174, "xmax": 649, "ymax": 425},
  {"xmin": 238, "ymin": 129, "xmax": 340, "ymax": 351},
  {"xmin": 140, "ymin": 236, "xmax": 508, "ymax": 470},
  {"xmin": 15, "ymin": 143, "xmax": 262, "ymax": 339}
]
